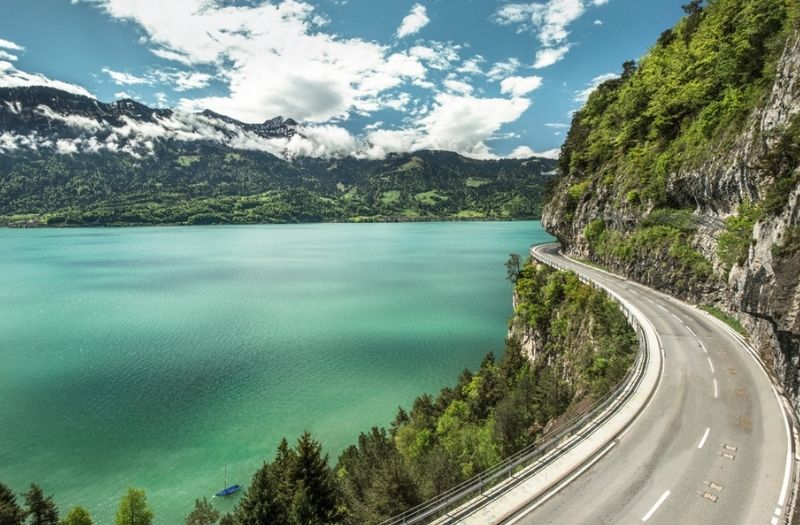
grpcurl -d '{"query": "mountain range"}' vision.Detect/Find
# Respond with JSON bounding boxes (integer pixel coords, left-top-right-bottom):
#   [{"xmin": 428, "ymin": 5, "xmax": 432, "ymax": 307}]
[{"xmin": 0, "ymin": 86, "xmax": 555, "ymax": 226}]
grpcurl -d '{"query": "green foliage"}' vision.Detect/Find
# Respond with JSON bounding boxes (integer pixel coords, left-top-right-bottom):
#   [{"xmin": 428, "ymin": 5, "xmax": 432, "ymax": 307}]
[
  {"xmin": 24, "ymin": 485, "xmax": 58, "ymax": 525},
  {"xmin": 235, "ymin": 434, "xmax": 341, "ymax": 525},
  {"xmin": 700, "ymin": 305, "xmax": 748, "ymax": 335},
  {"xmin": 558, "ymin": 0, "xmax": 794, "ymax": 211},
  {"xmin": 114, "ymin": 489, "xmax": 153, "ymax": 525},
  {"xmin": 0, "ymin": 482, "xmax": 25, "ymax": 525},
  {"xmin": 0, "ymin": 149, "xmax": 556, "ymax": 226},
  {"xmin": 717, "ymin": 202, "xmax": 759, "ymax": 271},
  {"xmin": 505, "ymin": 253, "xmax": 522, "ymax": 283},
  {"xmin": 61, "ymin": 507, "xmax": 92, "ymax": 525},
  {"xmin": 185, "ymin": 499, "xmax": 218, "ymax": 525}
]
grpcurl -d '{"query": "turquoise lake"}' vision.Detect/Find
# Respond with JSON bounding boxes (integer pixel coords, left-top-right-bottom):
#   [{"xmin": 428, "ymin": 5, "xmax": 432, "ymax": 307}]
[{"xmin": 0, "ymin": 221, "xmax": 551, "ymax": 523}]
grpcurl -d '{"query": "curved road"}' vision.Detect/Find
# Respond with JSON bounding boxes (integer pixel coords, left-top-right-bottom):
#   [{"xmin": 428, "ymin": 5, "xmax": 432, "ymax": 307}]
[{"xmin": 508, "ymin": 244, "xmax": 796, "ymax": 525}]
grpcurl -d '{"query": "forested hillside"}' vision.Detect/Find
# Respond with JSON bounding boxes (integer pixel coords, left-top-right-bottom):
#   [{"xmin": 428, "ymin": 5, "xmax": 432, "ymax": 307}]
[
  {"xmin": 0, "ymin": 87, "xmax": 556, "ymax": 226},
  {"xmin": 543, "ymin": 0, "xmax": 800, "ymax": 408}
]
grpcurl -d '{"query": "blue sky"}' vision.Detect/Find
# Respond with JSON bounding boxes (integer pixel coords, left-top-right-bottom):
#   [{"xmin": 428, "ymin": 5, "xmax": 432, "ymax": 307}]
[{"xmin": 0, "ymin": 0, "xmax": 686, "ymax": 159}]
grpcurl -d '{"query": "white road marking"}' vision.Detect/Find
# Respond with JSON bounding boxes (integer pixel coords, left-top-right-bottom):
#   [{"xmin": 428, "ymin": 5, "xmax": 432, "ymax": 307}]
[
  {"xmin": 671, "ymin": 313, "xmax": 682, "ymax": 323},
  {"xmin": 713, "ymin": 378, "xmax": 718, "ymax": 399},
  {"xmin": 771, "ymin": 517, "xmax": 779, "ymax": 525},
  {"xmin": 642, "ymin": 490, "xmax": 671, "ymax": 522},
  {"xmin": 699, "ymin": 341, "xmax": 708, "ymax": 353},
  {"xmin": 657, "ymin": 303, "xmax": 669, "ymax": 312},
  {"xmin": 697, "ymin": 428, "xmax": 710, "ymax": 449},
  {"xmin": 774, "ymin": 507, "xmax": 782, "ymax": 516},
  {"xmin": 707, "ymin": 357, "xmax": 715, "ymax": 374},
  {"xmin": 686, "ymin": 325, "xmax": 696, "ymax": 336}
]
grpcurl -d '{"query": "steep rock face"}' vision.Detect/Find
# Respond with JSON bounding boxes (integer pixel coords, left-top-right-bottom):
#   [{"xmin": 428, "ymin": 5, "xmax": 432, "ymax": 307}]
[{"xmin": 543, "ymin": 8, "xmax": 800, "ymax": 409}]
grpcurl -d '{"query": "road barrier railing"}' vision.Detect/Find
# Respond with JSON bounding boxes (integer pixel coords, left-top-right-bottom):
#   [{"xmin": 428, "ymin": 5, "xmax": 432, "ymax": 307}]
[{"xmin": 380, "ymin": 244, "xmax": 651, "ymax": 525}]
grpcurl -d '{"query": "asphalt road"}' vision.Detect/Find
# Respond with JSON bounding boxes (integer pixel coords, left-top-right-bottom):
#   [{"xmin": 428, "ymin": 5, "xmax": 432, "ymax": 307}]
[{"xmin": 513, "ymin": 244, "xmax": 795, "ymax": 525}]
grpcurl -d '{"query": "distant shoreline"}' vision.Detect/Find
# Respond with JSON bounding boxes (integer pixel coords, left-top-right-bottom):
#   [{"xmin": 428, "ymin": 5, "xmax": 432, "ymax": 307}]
[{"xmin": 3, "ymin": 215, "xmax": 542, "ymax": 229}]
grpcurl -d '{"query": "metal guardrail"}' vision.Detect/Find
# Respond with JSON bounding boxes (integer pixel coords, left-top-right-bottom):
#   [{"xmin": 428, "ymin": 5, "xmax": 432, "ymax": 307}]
[{"xmin": 380, "ymin": 244, "xmax": 650, "ymax": 525}]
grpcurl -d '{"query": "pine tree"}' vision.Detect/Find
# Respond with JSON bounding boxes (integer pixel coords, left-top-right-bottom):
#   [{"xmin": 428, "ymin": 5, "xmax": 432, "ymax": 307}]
[
  {"xmin": 61, "ymin": 506, "xmax": 93, "ymax": 525},
  {"xmin": 24, "ymin": 485, "xmax": 58, "ymax": 525},
  {"xmin": 234, "ymin": 463, "xmax": 289, "ymax": 525},
  {"xmin": 0, "ymin": 482, "xmax": 25, "ymax": 525},
  {"xmin": 114, "ymin": 489, "xmax": 153, "ymax": 525},
  {"xmin": 292, "ymin": 432, "xmax": 341, "ymax": 524},
  {"xmin": 185, "ymin": 498, "xmax": 219, "ymax": 525}
]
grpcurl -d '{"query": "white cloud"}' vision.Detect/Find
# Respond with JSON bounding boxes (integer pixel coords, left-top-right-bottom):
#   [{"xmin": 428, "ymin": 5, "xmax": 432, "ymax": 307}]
[
  {"xmin": 0, "ymin": 61, "xmax": 94, "ymax": 98},
  {"xmin": 80, "ymin": 0, "xmax": 432, "ymax": 123},
  {"xmin": 363, "ymin": 93, "xmax": 530, "ymax": 159},
  {"xmin": 509, "ymin": 145, "xmax": 560, "ymax": 159},
  {"xmin": 0, "ymin": 38, "xmax": 24, "ymax": 51},
  {"xmin": 486, "ymin": 58, "xmax": 521, "ymax": 80},
  {"xmin": 494, "ymin": 0, "xmax": 611, "ymax": 67},
  {"xmin": 396, "ymin": 4, "xmax": 430, "ymax": 39},
  {"xmin": 457, "ymin": 56, "xmax": 485, "ymax": 76},
  {"xmin": 102, "ymin": 67, "xmax": 149, "ymax": 85},
  {"xmin": 533, "ymin": 45, "xmax": 570, "ymax": 69},
  {"xmin": 0, "ymin": 50, "xmax": 18, "ymax": 61},
  {"xmin": 500, "ymin": 75, "xmax": 543, "ymax": 97},
  {"xmin": 410, "ymin": 42, "xmax": 461, "ymax": 71},
  {"xmin": 443, "ymin": 78, "xmax": 473, "ymax": 95},
  {"xmin": 545, "ymin": 122, "xmax": 568, "ymax": 128},
  {"xmin": 573, "ymin": 72, "xmax": 618, "ymax": 103},
  {"xmin": 593, "ymin": 19, "xmax": 603, "ymax": 25}
]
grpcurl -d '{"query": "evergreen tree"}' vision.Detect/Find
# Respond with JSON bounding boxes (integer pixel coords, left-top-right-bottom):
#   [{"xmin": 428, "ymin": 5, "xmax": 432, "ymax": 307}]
[
  {"xmin": 185, "ymin": 498, "xmax": 218, "ymax": 525},
  {"xmin": 291, "ymin": 433, "xmax": 341, "ymax": 524},
  {"xmin": 61, "ymin": 506, "xmax": 92, "ymax": 525},
  {"xmin": 24, "ymin": 485, "xmax": 58, "ymax": 525},
  {"xmin": 0, "ymin": 482, "xmax": 25, "ymax": 525},
  {"xmin": 114, "ymin": 489, "xmax": 153, "ymax": 525},
  {"xmin": 234, "ymin": 463, "xmax": 289, "ymax": 525}
]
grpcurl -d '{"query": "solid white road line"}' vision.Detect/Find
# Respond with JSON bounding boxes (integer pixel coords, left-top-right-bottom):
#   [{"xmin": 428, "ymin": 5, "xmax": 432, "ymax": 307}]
[
  {"xmin": 707, "ymin": 357, "xmax": 715, "ymax": 374},
  {"xmin": 697, "ymin": 428, "xmax": 710, "ymax": 449},
  {"xmin": 642, "ymin": 491, "xmax": 671, "ymax": 522},
  {"xmin": 713, "ymin": 378, "xmax": 718, "ymax": 399}
]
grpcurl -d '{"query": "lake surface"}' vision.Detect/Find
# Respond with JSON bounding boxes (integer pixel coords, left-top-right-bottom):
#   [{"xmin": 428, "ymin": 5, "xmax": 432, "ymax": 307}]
[{"xmin": 0, "ymin": 222, "xmax": 551, "ymax": 523}]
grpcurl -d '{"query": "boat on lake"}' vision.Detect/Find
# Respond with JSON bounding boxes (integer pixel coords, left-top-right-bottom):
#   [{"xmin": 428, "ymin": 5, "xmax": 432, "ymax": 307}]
[{"xmin": 215, "ymin": 464, "xmax": 241, "ymax": 497}]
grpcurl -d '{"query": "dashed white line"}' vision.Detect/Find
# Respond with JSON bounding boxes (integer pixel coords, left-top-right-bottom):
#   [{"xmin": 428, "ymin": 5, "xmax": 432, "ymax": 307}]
[
  {"xmin": 641, "ymin": 490, "xmax": 671, "ymax": 522},
  {"xmin": 771, "ymin": 517, "xmax": 779, "ymax": 525},
  {"xmin": 686, "ymin": 325, "xmax": 697, "ymax": 336},
  {"xmin": 707, "ymin": 357, "xmax": 715, "ymax": 374},
  {"xmin": 671, "ymin": 313, "xmax": 683, "ymax": 322},
  {"xmin": 713, "ymin": 378, "xmax": 718, "ymax": 399},
  {"xmin": 698, "ymin": 341, "xmax": 708, "ymax": 353},
  {"xmin": 697, "ymin": 428, "xmax": 710, "ymax": 449}
]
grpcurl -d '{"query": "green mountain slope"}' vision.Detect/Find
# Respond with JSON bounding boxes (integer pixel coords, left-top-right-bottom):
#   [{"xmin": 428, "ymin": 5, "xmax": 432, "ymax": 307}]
[
  {"xmin": 543, "ymin": 0, "xmax": 800, "ymax": 409},
  {"xmin": 0, "ymin": 147, "xmax": 554, "ymax": 226}
]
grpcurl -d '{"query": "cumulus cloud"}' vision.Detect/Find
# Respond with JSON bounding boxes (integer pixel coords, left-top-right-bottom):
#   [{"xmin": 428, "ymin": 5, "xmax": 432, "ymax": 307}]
[
  {"xmin": 533, "ymin": 45, "xmax": 570, "ymax": 69},
  {"xmin": 396, "ymin": 4, "xmax": 430, "ymax": 39},
  {"xmin": 573, "ymin": 72, "xmax": 618, "ymax": 103},
  {"xmin": 362, "ymin": 93, "xmax": 530, "ymax": 159},
  {"xmin": 442, "ymin": 78, "xmax": 473, "ymax": 95},
  {"xmin": 79, "ymin": 0, "xmax": 431, "ymax": 123},
  {"xmin": 500, "ymin": 75, "xmax": 543, "ymax": 97},
  {"xmin": 509, "ymin": 145, "xmax": 560, "ymax": 159}
]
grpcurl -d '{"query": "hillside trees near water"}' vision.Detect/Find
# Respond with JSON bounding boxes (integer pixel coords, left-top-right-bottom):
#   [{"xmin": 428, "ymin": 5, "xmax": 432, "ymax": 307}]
[{"xmin": 227, "ymin": 260, "xmax": 637, "ymax": 524}]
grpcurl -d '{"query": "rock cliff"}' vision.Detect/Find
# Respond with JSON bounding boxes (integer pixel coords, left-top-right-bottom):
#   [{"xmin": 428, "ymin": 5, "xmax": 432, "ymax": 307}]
[{"xmin": 543, "ymin": 0, "xmax": 800, "ymax": 409}]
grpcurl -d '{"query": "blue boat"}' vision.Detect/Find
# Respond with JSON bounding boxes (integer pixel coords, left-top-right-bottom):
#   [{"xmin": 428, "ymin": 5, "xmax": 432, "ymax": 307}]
[{"xmin": 215, "ymin": 464, "xmax": 241, "ymax": 497}]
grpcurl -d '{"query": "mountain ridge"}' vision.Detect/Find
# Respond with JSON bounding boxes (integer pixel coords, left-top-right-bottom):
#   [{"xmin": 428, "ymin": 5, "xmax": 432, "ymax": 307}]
[{"xmin": 0, "ymin": 86, "xmax": 556, "ymax": 226}]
